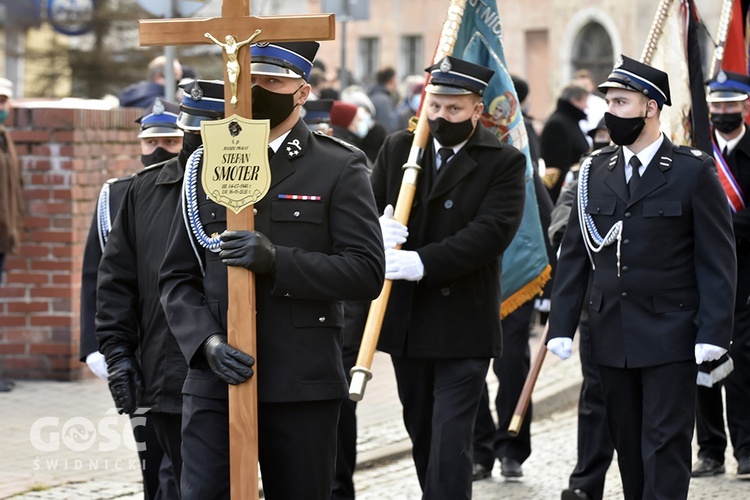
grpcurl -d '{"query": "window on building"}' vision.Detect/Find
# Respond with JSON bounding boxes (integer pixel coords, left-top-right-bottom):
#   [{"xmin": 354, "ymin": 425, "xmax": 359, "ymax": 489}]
[
  {"xmin": 358, "ymin": 37, "xmax": 380, "ymax": 87},
  {"xmin": 572, "ymin": 22, "xmax": 613, "ymax": 92},
  {"xmin": 401, "ymin": 35, "xmax": 423, "ymax": 77}
]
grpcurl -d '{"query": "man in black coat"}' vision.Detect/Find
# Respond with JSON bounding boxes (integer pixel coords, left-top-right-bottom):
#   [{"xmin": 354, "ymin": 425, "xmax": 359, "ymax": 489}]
[
  {"xmin": 96, "ymin": 86, "xmax": 225, "ymax": 497},
  {"xmin": 540, "ymin": 83, "xmax": 591, "ymax": 202},
  {"xmin": 158, "ymin": 42, "xmax": 384, "ymax": 500},
  {"xmin": 547, "ymin": 55, "xmax": 736, "ymax": 500},
  {"xmin": 692, "ymin": 70, "xmax": 750, "ymax": 480},
  {"xmin": 81, "ymin": 99, "xmax": 186, "ymax": 498},
  {"xmin": 371, "ymin": 56, "xmax": 526, "ymax": 499}
]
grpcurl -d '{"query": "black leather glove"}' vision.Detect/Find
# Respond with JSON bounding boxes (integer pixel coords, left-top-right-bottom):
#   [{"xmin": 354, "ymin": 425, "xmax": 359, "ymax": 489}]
[
  {"xmin": 219, "ymin": 230, "xmax": 276, "ymax": 274},
  {"xmin": 203, "ymin": 334, "xmax": 255, "ymax": 385},
  {"xmin": 106, "ymin": 351, "xmax": 143, "ymax": 415}
]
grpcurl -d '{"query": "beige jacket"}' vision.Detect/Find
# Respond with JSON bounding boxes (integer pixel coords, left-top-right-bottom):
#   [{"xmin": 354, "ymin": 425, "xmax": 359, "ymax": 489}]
[{"xmin": 0, "ymin": 126, "xmax": 23, "ymax": 254}]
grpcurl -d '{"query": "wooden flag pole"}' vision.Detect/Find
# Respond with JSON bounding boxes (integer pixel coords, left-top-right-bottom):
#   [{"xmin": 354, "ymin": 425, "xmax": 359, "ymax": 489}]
[
  {"xmin": 138, "ymin": 2, "xmax": 334, "ymax": 498},
  {"xmin": 508, "ymin": 322, "xmax": 548, "ymax": 435},
  {"xmin": 349, "ymin": 0, "xmax": 468, "ymax": 401}
]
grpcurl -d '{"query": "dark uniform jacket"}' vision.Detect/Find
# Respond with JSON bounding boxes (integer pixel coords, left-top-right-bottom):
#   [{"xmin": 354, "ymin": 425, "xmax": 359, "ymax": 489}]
[
  {"xmin": 159, "ymin": 119, "xmax": 385, "ymax": 402},
  {"xmin": 371, "ymin": 124, "xmax": 526, "ymax": 358},
  {"xmin": 96, "ymin": 158, "xmax": 188, "ymax": 414},
  {"xmin": 549, "ymin": 137, "xmax": 737, "ymax": 368},
  {"xmin": 80, "ymin": 176, "xmax": 133, "ymax": 361},
  {"xmin": 721, "ymin": 127, "xmax": 750, "ymax": 311}
]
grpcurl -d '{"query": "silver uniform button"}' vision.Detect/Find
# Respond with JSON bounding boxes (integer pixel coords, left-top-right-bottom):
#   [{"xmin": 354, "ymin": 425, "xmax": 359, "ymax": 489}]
[
  {"xmin": 318, "ymin": 316, "xmax": 326, "ymax": 323},
  {"xmin": 253, "ymin": 208, "xmax": 258, "ymax": 216},
  {"xmin": 444, "ymin": 200, "xmax": 453, "ymax": 209},
  {"xmin": 294, "ymin": 211, "xmax": 301, "ymax": 218}
]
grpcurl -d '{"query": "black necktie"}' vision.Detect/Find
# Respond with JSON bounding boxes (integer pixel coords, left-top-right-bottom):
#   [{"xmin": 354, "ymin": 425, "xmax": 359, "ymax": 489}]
[
  {"xmin": 268, "ymin": 146, "xmax": 275, "ymax": 162},
  {"xmin": 723, "ymin": 145, "xmax": 729, "ymax": 158},
  {"xmin": 437, "ymin": 147, "xmax": 454, "ymax": 171},
  {"xmin": 628, "ymin": 156, "xmax": 642, "ymax": 197}
]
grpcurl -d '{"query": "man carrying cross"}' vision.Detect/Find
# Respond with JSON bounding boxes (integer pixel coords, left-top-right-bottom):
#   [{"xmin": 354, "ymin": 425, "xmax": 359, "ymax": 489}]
[{"xmin": 159, "ymin": 41, "xmax": 385, "ymax": 499}]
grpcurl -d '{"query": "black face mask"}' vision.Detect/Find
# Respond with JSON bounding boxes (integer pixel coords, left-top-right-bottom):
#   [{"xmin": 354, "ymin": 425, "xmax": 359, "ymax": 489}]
[
  {"xmin": 604, "ymin": 112, "xmax": 646, "ymax": 146},
  {"xmin": 711, "ymin": 112, "xmax": 744, "ymax": 135},
  {"xmin": 427, "ymin": 117, "xmax": 475, "ymax": 147},
  {"xmin": 252, "ymin": 85, "xmax": 301, "ymax": 129},
  {"xmin": 141, "ymin": 147, "xmax": 177, "ymax": 168},
  {"xmin": 182, "ymin": 132, "xmax": 203, "ymax": 155}
]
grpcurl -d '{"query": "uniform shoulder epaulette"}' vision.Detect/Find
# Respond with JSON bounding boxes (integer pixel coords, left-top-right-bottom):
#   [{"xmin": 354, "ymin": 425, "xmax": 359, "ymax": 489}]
[
  {"xmin": 136, "ymin": 157, "xmax": 175, "ymax": 177},
  {"xmin": 105, "ymin": 173, "xmax": 136, "ymax": 186},
  {"xmin": 673, "ymin": 145, "xmax": 710, "ymax": 161},
  {"xmin": 589, "ymin": 144, "xmax": 618, "ymax": 157},
  {"xmin": 315, "ymin": 131, "xmax": 364, "ymax": 154}
]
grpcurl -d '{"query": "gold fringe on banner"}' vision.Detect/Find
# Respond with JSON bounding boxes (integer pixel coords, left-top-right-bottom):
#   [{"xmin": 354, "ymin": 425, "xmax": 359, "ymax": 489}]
[{"xmin": 500, "ymin": 264, "xmax": 551, "ymax": 319}]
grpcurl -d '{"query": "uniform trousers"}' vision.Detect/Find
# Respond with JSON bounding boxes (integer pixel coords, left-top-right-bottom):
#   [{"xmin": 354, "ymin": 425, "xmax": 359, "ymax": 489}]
[
  {"xmin": 473, "ymin": 301, "xmax": 534, "ymax": 468},
  {"xmin": 391, "ymin": 356, "xmax": 490, "ymax": 500},
  {"xmin": 147, "ymin": 412, "xmax": 182, "ymax": 498},
  {"xmin": 568, "ymin": 310, "xmax": 614, "ymax": 499},
  {"xmin": 180, "ymin": 393, "xmax": 341, "ymax": 500},
  {"xmin": 131, "ymin": 414, "xmax": 167, "ymax": 500},
  {"xmin": 598, "ymin": 360, "xmax": 697, "ymax": 500},
  {"xmin": 695, "ymin": 254, "xmax": 750, "ymax": 463}
]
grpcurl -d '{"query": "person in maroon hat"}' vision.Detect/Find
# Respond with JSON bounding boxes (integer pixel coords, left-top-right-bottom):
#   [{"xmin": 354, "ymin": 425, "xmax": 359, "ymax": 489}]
[{"xmin": 547, "ymin": 55, "xmax": 736, "ymax": 500}]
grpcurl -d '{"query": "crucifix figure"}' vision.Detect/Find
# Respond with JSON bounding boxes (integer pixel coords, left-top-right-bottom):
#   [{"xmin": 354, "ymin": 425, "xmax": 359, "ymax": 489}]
[
  {"xmin": 140, "ymin": 2, "xmax": 339, "ymax": 499},
  {"xmin": 204, "ymin": 29, "xmax": 262, "ymax": 106}
]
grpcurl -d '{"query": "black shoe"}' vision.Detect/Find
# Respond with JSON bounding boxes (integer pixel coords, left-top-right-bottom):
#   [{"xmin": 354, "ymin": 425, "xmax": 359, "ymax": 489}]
[
  {"xmin": 561, "ymin": 489, "xmax": 592, "ymax": 500},
  {"xmin": 472, "ymin": 463, "xmax": 492, "ymax": 481},
  {"xmin": 691, "ymin": 457, "xmax": 725, "ymax": 477},
  {"xmin": 500, "ymin": 457, "xmax": 522, "ymax": 478},
  {"xmin": 737, "ymin": 456, "xmax": 750, "ymax": 479}
]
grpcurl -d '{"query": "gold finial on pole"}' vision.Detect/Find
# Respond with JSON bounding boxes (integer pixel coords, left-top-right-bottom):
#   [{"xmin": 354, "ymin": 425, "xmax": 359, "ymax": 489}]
[
  {"xmin": 709, "ymin": 0, "xmax": 738, "ymax": 78},
  {"xmin": 640, "ymin": 0, "xmax": 676, "ymax": 64}
]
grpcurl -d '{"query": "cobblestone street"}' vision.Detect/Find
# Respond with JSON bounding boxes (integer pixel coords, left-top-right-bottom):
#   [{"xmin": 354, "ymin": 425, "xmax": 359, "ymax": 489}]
[{"xmin": 9, "ymin": 402, "xmax": 750, "ymax": 499}]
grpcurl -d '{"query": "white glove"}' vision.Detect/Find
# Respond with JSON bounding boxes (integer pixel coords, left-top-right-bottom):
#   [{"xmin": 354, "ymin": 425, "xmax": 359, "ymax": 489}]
[
  {"xmin": 534, "ymin": 298, "xmax": 551, "ymax": 313},
  {"xmin": 85, "ymin": 351, "xmax": 109, "ymax": 381},
  {"xmin": 547, "ymin": 337, "xmax": 573, "ymax": 360},
  {"xmin": 694, "ymin": 343, "xmax": 728, "ymax": 364},
  {"xmin": 385, "ymin": 248, "xmax": 424, "ymax": 281},
  {"xmin": 379, "ymin": 204, "xmax": 408, "ymax": 250}
]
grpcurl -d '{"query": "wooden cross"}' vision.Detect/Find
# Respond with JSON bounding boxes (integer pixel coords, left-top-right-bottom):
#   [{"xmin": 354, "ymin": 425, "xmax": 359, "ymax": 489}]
[{"xmin": 139, "ymin": 2, "xmax": 334, "ymax": 498}]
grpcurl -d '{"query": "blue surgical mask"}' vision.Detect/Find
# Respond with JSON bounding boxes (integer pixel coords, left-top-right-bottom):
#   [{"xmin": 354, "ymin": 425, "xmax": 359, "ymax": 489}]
[
  {"xmin": 410, "ymin": 94, "xmax": 421, "ymax": 111},
  {"xmin": 0, "ymin": 109, "xmax": 9, "ymax": 124}
]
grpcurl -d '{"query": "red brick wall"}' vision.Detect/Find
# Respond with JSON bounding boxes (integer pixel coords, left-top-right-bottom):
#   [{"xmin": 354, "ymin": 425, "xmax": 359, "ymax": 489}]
[{"xmin": 0, "ymin": 104, "xmax": 142, "ymax": 380}]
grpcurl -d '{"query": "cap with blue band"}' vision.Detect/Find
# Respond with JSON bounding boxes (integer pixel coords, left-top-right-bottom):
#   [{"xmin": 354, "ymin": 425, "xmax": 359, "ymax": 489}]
[
  {"xmin": 707, "ymin": 70, "xmax": 750, "ymax": 103},
  {"xmin": 597, "ymin": 55, "xmax": 671, "ymax": 108},
  {"xmin": 136, "ymin": 99, "xmax": 183, "ymax": 138},
  {"xmin": 177, "ymin": 79, "xmax": 225, "ymax": 131},
  {"xmin": 424, "ymin": 56, "xmax": 494, "ymax": 96},
  {"xmin": 250, "ymin": 41, "xmax": 320, "ymax": 81}
]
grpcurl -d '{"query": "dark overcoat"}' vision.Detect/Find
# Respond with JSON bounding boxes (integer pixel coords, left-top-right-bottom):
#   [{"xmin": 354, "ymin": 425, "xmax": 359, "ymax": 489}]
[
  {"xmin": 96, "ymin": 157, "xmax": 188, "ymax": 413},
  {"xmin": 549, "ymin": 137, "xmax": 736, "ymax": 368},
  {"xmin": 370, "ymin": 124, "xmax": 526, "ymax": 358},
  {"xmin": 159, "ymin": 119, "xmax": 385, "ymax": 402},
  {"xmin": 80, "ymin": 176, "xmax": 133, "ymax": 362}
]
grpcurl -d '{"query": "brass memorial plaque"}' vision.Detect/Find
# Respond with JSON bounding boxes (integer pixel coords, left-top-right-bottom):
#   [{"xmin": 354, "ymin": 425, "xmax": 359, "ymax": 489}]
[{"xmin": 201, "ymin": 116, "xmax": 272, "ymax": 214}]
